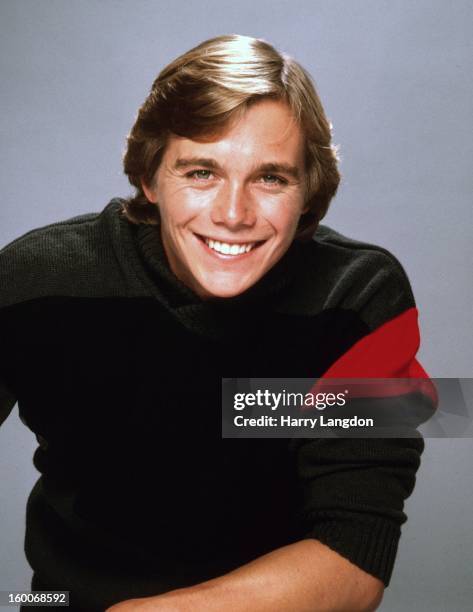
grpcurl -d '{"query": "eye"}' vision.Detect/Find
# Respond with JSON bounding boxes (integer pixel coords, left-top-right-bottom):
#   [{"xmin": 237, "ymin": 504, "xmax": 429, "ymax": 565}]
[
  {"xmin": 260, "ymin": 174, "xmax": 287, "ymax": 185},
  {"xmin": 187, "ymin": 169, "xmax": 213, "ymax": 180}
]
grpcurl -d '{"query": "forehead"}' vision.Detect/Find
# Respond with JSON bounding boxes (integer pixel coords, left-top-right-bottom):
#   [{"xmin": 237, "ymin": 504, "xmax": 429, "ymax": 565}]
[{"xmin": 163, "ymin": 99, "xmax": 305, "ymax": 168}]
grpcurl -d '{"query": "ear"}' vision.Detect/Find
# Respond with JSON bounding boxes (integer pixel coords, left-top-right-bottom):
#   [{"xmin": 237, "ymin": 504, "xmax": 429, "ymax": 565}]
[{"xmin": 141, "ymin": 180, "xmax": 158, "ymax": 204}]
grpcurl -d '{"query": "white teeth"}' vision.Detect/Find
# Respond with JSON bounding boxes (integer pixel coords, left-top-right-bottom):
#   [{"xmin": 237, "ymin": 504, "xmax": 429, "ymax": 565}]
[{"xmin": 204, "ymin": 237, "xmax": 256, "ymax": 255}]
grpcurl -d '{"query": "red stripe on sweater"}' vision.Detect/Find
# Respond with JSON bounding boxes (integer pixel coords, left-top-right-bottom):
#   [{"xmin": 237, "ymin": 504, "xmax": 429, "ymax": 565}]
[{"xmin": 312, "ymin": 308, "xmax": 438, "ymax": 404}]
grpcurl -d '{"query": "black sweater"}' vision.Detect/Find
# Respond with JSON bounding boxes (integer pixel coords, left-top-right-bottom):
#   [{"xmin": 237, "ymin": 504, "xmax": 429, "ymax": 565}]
[{"xmin": 0, "ymin": 200, "xmax": 434, "ymax": 610}]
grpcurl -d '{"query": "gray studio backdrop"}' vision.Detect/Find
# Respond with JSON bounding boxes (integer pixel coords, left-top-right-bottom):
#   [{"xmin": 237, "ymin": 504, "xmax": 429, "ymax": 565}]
[{"xmin": 1, "ymin": 1, "xmax": 472, "ymax": 610}]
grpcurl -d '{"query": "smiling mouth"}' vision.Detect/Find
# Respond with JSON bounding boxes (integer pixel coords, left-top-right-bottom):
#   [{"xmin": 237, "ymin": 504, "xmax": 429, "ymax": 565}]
[{"xmin": 195, "ymin": 234, "xmax": 266, "ymax": 256}]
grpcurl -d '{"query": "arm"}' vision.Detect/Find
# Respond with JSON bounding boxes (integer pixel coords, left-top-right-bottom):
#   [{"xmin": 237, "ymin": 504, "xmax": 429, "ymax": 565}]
[
  {"xmin": 109, "ymin": 254, "xmax": 431, "ymax": 612},
  {"xmin": 106, "ymin": 539, "xmax": 384, "ymax": 611}
]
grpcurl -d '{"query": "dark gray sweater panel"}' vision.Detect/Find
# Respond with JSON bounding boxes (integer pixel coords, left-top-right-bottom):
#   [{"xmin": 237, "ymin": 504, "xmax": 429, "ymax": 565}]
[
  {"xmin": 0, "ymin": 203, "xmax": 146, "ymax": 309},
  {"xmin": 0, "ymin": 199, "xmax": 415, "ymax": 334}
]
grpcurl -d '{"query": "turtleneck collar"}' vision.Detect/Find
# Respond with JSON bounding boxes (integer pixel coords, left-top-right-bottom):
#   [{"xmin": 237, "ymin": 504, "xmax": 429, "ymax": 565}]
[{"xmin": 117, "ymin": 200, "xmax": 305, "ymax": 339}]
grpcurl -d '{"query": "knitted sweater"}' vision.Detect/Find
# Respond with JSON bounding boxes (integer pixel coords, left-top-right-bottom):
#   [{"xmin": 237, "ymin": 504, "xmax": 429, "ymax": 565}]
[{"xmin": 0, "ymin": 199, "xmax": 435, "ymax": 610}]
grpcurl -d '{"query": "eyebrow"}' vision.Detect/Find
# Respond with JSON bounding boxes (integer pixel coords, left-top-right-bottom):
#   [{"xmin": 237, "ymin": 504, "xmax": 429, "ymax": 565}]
[
  {"xmin": 174, "ymin": 157, "xmax": 220, "ymax": 171},
  {"xmin": 174, "ymin": 157, "xmax": 301, "ymax": 180}
]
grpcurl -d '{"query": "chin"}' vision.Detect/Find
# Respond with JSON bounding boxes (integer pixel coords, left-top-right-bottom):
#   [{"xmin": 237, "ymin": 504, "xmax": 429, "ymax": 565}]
[
  {"xmin": 196, "ymin": 275, "xmax": 257, "ymax": 300},
  {"xmin": 201, "ymin": 284, "xmax": 249, "ymax": 299}
]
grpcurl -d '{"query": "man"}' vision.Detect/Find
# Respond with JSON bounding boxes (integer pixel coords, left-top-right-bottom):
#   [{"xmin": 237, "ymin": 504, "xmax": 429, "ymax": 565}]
[{"xmin": 0, "ymin": 35, "xmax": 435, "ymax": 611}]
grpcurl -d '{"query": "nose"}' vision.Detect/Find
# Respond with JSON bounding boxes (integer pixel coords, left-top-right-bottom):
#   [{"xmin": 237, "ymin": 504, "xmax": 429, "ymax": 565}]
[{"xmin": 210, "ymin": 182, "xmax": 256, "ymax": 230}]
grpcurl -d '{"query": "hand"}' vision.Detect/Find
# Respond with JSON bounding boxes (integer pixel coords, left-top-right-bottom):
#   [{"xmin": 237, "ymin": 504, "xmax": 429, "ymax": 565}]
[
  {"xmin": 105, "ymin": 590, "xmax": 195, "ymax": 612},
  {"xmin": 105, "ymin": 597, "xmax": 161, "ymax": 612}
]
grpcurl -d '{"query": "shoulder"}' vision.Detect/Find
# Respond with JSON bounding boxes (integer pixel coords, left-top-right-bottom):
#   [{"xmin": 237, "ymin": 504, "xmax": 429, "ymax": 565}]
[
  {"xmin": 313, "ymin": 225, "xmax": 414, "ymax": 297},
  {"xmin": 289, "ymin": 225, "xmax": 416, "ymax": 330},
  {"xmin": 0, "ymin": 199, "xmax": 129, "ymax": 308}
]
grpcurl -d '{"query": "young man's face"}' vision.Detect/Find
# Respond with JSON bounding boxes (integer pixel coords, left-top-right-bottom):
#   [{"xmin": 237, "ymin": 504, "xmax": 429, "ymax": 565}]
[{"xmin": 142, "ymin": 99, "xmax": 307, "ymax": 299}]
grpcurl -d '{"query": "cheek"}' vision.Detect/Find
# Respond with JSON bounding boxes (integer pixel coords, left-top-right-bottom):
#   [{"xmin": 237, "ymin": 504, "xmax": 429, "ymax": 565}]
[
  {"xmin": 159, "ymin": 187, "xmax": 213, "ymax": 225},
  {"xmin": 260, "ymin": 198, "xmax": 304, "ymax": 238}
]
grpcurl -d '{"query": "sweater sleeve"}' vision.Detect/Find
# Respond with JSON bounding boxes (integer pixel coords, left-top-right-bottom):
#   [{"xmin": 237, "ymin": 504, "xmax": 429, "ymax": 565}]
[
  {"xmin": 0, "ymin": 324, "xmax": 16, "ymax": 426},
  {"xmin": 0, "ymin": 247, "xmax": 18, "ymax": 426},
  {"xmin": 0, "ymin": 380, "xmax": 16, "ymax": 426},
  {"xmin": 0, "ymin": 328, "xmax": 16, "ymax": 426},
  {"xmin": 290, "ymin": 253, "xmax": 436, "ymax": 587}
]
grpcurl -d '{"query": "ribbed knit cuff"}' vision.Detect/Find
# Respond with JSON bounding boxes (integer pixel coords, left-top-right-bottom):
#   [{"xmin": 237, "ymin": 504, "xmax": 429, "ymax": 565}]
[{"xmin": 303, "ymin": 515, "xmax": 401, "ymax": 587}]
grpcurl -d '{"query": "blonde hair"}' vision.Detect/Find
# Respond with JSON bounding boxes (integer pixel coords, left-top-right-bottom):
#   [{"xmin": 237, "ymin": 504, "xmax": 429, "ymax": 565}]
[{"xmin": 122, "ymin": 34, "xmax": 340, "ymax": 239}]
